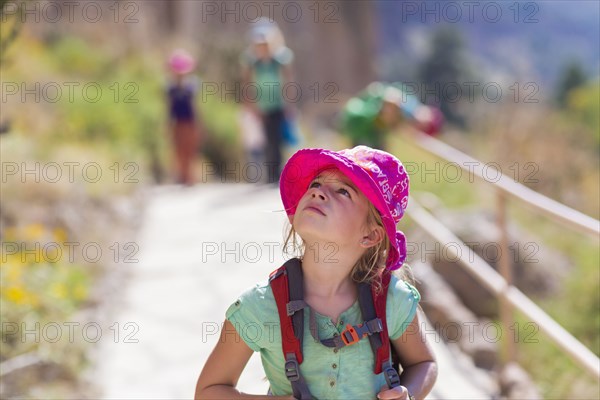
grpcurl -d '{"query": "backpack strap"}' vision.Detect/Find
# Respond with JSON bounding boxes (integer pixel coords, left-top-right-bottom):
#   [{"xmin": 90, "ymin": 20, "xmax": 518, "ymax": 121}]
[
  {"xmin": 308, "ymin": 308, "xmax": 384, "ymax": 349},
  {"xmin": 269, "ymin": 258, "xmax": 313, "ymax": 400},
  {"xmin": 270, "ymin": 259, "xmax": 399, "ymax": 395},
  {"xmin": 358, "ymin": 270, "xmax": 401, "ymax": 388}
]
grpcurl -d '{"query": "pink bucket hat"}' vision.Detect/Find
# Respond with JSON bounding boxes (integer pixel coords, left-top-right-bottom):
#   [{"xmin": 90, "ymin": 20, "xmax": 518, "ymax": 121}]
[
  {"xmin": 280, "ymin": 146, "xmax": 410, "ymax": 270},
  {"xmin": 168, "ymin": 49, "xmax": 196, "ymax": 75}
]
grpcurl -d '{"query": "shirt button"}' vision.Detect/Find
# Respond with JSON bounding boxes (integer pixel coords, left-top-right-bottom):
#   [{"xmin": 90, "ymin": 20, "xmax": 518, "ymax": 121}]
[
  {"xmin": 234, "ymin": 300, "xmax": 241, "ymax": 306},
  {"xmin": 339, "ymin": 320, "xmax": 344, "ymax": 325},
  {"xmin": 333, "ymin": 348, "xmax": 339, "ymax": 353},
  {"xmin": 332, "ymin": 363, "xmax": 337, "ymax": 369},
  {"xmin": 329, "ymin": 380, "xmax": 335, "ymax": 387}
]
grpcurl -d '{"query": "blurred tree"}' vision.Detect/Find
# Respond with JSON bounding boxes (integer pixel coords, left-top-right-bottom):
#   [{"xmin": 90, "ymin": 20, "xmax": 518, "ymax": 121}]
[
  {"xmin": 0, "ymin": 0, "xmax": 24, "ymax": 64},
  {"xmin": 555, "ymin": 60, "xmax": 588, "ymax": 108},
  {"xmin": 418, "ymin": 26, "xmax": 472, "ymax": 127},
  {"xmin": 566, "ymin": 82, "xmax": 600, "ymax": 147},
  {"xmin": 0, "ymin": 0, "xmax": 26, "ymax": 134}
]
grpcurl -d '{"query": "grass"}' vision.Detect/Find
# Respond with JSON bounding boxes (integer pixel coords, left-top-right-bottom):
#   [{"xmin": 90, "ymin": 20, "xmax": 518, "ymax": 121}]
[
  {"xmin": 0, "ymin": 223, "xmax": 93, "ymax": 377},
  {"xmin": 387, "ymin": 133, "xmax": 481, "ymax": 209},
  {"xmin": 514, "ymin": 311, "xmax": 600, "ymax": 399}
]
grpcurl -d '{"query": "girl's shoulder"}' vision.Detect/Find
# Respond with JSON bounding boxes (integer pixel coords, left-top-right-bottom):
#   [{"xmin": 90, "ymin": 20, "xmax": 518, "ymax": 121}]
[
  {"xmin": 226, "ymin": 280, "xmax": 277, "ymax": 321},
  {"xmin": 387, "ymin": 272, "xmax": 421, "ymax": 303},
  {"xmin": 225, "ymin": 280, "xmax": 279, "ymax": 352},
  {"xmin": 386, "ymin": 272, "xmax": 421, "ymax": 339},
  {"xmin": 242, "ymin": 279, "xmax": 274, "ymax": 301}
]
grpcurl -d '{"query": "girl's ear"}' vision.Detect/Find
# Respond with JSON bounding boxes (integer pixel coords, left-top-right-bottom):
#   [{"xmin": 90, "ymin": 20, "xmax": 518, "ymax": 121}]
[{"xmin": 360, "ymin": 226, "xmax": 385, "ymax": 248}]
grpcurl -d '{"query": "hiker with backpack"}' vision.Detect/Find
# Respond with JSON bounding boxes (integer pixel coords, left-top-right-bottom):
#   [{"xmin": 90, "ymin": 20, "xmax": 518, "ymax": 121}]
[
  {"xmin": 195, "ymin": 145, "xmax": 437, "ymax": 399},
  {"xmin": 240, "ymin": 19, "xmax": 295, "ymax": 184},
  {"xmin": 339, "ymin": 82, "xmax": 444, "ymax": 150}
]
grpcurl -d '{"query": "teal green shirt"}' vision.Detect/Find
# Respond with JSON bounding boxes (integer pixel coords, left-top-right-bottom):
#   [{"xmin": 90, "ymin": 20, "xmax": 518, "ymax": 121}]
[
  {"xmin": 226, "ymin": 272, "xmax": 421, "ymax": 399},
  {"xmin": 339, "ymin": 82, "xmax": 424, "ymax": 148},
  {"xmin": 241, "ymin": 47, "xmax": 293, "ymax": 113}
]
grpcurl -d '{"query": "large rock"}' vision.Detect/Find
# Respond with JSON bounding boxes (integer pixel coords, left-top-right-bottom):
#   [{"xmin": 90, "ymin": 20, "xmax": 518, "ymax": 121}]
[
  {"xmin": 499, "ymin": 362, "xmax": 542, "ymax": 399},
  {"xmin": 411, "ymin": 260, "xmax": 498, "ymax": 371},
  {"xmin": 413, "ymin": 208, "xmax": 570, "ymax": 318}
]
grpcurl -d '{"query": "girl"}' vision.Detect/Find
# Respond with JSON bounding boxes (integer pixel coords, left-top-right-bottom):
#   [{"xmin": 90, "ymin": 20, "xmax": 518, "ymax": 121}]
[
  {"xmin": 240, "ymin": 19, "xmax": 294, "ymax": 184},
  {"xmin": 166, "ymin": 49, "xmax": 201, "ymax": 186},
  {"xmin": 195, "ymin": 146, "xmax": 437, "ymax": 399}
]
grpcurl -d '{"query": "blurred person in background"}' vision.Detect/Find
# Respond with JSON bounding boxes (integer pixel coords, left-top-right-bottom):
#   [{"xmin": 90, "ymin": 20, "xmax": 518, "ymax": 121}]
[
  {"xmin": 166, "ymin": 49, "xmax": 201, "ymax": 186},
  {"xmin": 339, "ymin": 82, "xmax": 444, "ymax": 150},
  {"xmin": 240, "ymin": 18, "xmax": 294, "ymax": 184}
]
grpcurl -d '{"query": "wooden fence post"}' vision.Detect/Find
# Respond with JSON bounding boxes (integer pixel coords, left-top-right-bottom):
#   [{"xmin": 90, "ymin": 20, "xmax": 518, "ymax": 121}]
[{"xmin": 496, "ymin": 189, "xmax": 517, "ymax": 364}]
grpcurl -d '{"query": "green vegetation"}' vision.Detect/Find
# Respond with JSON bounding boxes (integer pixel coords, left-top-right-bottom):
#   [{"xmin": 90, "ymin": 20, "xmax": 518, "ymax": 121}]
[
  {"xmin": 0, "ymin": 30, "xmax": 242, "ymax": 394},
  {"xmin": 567, "ymin": 82, "xmax": 600, "ymax": 148},
  {"xmin": 388, "ymin": 134, "xmax": 481, "ymax": 209},
  {"xmin": 555, "ymin": 60, "xmax": 588, "ymax": 108}
]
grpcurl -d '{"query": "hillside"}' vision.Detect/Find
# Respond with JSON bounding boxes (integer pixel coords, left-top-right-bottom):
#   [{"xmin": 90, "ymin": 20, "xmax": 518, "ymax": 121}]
[{"xmin": 376, "ymin": 0, "xmax": 600, "ymax": 87}]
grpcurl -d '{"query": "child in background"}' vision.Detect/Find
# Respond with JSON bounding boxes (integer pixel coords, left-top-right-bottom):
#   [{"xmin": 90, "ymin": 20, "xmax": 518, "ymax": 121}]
[
  {"xmin": 166, "ymin": 49, "xmax": 201, "ymax": 186},
  {"xmin": 196, "ymin": 146, "xmax": 437, "ymax": 399},
  {"xmin": 339, "ymin": 82, "xmax": 444, "ymax": 150},
  {"xmin": 240, "ymin": 19, "xmax": 294, "ymax": 184}
]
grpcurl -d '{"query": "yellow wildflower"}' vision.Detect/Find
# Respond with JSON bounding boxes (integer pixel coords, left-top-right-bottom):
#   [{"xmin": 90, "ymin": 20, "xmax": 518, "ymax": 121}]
[
  {"xmin": 52, "ymin": 228, "xmax": 68, "ymax": 244},
  {"xmin": 24, "ymin": 223, "xmax": 45, "ymax": 241},
  {"xmin": 50, "ymin": 283, "xmax": 68, "ymax": 300},
  {"xmin": 5, "ymin": 286, "xmax": 26, "ymax": 304}
]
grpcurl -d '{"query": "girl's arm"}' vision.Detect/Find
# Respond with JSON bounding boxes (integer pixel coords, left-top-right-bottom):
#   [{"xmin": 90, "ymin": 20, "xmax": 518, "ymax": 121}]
[
  {"xmin": 195, "ymin": 319, "xmax": 293, "ymax": 400},
  {"xmin": 378, "ymin": 310, "xmax": 438, "ymax": 400}
]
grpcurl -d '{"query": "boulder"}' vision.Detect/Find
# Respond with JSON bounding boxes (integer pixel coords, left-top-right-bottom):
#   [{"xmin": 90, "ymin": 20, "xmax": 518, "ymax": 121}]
[
  {"xmin": 499, "ymin": 362, "xmax": 542, "ymax": 399},
  {"xmin": 411, "ymin": 207, "xmax": 570, "ymax": 318},
  {"xmin": 412, "ymin": 260, "xmax": 498, "ymax": 370}
]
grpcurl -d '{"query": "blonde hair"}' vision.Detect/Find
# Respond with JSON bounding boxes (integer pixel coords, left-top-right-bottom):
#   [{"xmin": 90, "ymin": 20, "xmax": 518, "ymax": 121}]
[{"xmin": 284, "ymin": 202, "xmax": 399, "ymax": 294}]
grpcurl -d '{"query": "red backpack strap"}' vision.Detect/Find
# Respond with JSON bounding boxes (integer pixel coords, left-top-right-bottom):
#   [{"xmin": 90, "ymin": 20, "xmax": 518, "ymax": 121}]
[
  {"xmin": 269, "ymin": 258, "xmax": 313, "ymax": 399},
  {"xmin": 374, "ymin": 270, "xmax": 393, "ymax": 372},
  {"xmin": 269, "ymin": 263, "xmax": 302, "ymax": 363},
  {"xmin": 358, "ymin": 270, "xmax": 401, "ymax": 388}
]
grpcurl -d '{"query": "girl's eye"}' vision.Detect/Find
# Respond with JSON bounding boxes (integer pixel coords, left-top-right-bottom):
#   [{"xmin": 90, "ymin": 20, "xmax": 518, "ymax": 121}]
[
  {"xmin": 309, "ymin": 181, "xmax": 321, "ymax": 188},
  {"xmin": 337, "ymin": 188, "xmax": 351, "ymax": 197}
]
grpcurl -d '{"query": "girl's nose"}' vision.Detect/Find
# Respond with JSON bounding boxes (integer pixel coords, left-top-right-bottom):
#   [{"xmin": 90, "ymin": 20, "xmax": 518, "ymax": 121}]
[{"xmin": 311, "ymin": 189, "xmax": 326, "ymax": 201}]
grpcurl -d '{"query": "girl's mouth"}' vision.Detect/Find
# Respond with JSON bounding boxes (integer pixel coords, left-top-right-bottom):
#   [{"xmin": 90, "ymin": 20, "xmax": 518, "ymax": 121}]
[{"xmin": 305, "ymin": 205, "xmax": 326, "ymax": 216}]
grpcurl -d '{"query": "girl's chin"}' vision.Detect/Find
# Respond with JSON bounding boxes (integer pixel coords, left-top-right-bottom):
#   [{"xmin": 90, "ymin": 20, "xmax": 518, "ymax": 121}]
[
  {"xmin": 294, "ymin": 227, "xmax": 337, "ymax": 244},
  {"xmin": 296, "ymin": 230, "xmax": 344, "ymax": 247},
  {"xmin": 294, "ymin": 220, "xmax": 347, "ymax": 243}
]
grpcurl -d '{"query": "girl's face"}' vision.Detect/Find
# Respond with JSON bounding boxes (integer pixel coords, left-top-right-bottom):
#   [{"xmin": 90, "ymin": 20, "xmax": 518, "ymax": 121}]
[
  {"xmin": 293, "ymin": 169, "xmax": 374, "ymax": 248},
  {"xmin": 379, "ymin": 100, "xmax": 401, "ymax": 127},
  {"xmin": 254, "ymin": 42, "xmax": 271, "ymax": 60}
]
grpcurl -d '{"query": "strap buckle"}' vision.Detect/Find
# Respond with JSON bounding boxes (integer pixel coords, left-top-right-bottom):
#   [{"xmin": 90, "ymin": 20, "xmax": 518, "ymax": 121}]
[
  {"xmin": 383, "ymin": 365, "xmax": 401, "ymax": 388},
  {"xmin": 286, "ymin": 300, "xmax": 307, "ymax": 316},
  {"xmin": 284, "ymin": 358, "xmax": 301, "ymax": 382},
  {"xmin": 341, "ymin": 324, "xmax": 363, "ymax": 345},
  {"xmin": 341, "ymin": 319, "xmax": 382, "ymax": 346}
]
